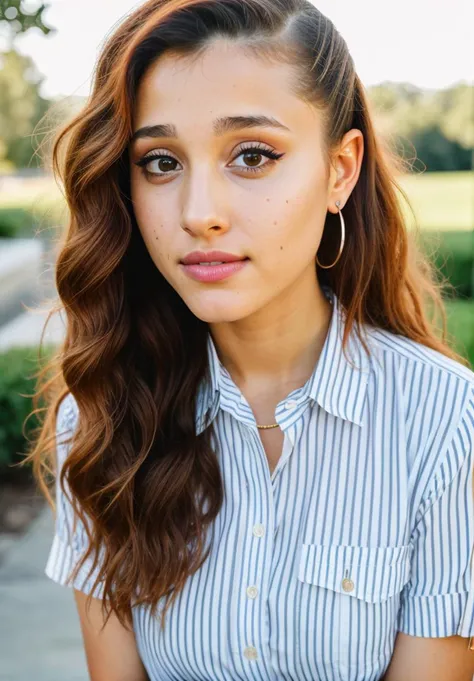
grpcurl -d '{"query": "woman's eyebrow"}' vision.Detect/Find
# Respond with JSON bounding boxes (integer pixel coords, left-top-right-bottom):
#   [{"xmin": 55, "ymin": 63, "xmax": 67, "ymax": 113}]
[{"xmin": 130, "ymin": 115, "xmax": 290, "ymax": 144}]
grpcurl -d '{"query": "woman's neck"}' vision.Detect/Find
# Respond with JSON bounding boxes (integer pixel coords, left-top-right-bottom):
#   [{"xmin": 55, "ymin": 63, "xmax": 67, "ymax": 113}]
[{"xmin": 208, "ymin": 280, "xmax": 333, "ymax": 395}]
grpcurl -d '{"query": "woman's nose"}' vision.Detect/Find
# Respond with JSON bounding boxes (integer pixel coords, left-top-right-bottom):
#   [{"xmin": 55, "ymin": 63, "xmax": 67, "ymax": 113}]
[{"xmin": 179, "ymin": 173, "xmax": 231, "ymax": 237}]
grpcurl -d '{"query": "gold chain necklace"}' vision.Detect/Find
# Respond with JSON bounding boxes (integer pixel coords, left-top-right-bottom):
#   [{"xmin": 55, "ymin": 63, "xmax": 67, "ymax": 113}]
[{"xmin": 256, "ymin": 422, "xmax": 280, "ymax": 429}]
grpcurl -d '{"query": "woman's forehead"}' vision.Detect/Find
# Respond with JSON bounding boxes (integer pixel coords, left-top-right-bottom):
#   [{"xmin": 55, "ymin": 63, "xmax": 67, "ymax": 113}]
[{"xmin": 132, "ymin": 42, "xmax": 321, "ymax": 142}]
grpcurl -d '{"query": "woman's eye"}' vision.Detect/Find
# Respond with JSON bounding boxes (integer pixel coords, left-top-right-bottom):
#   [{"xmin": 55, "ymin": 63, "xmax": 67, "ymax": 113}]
[
  {"xmin": 230, "ymin": 145, "xmax": 285, "ymax": 173},
  {"xmin": 135, "ymin": 144, "xmax": 284, "ymax": 178},
  {"xmin": 135, "ymin": 154, "xmax": 180, "ymax": 176}
]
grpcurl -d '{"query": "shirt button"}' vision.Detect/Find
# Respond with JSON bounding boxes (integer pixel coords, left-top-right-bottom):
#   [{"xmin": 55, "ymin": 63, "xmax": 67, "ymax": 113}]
[
  {"xmin": 246, "ymin": 585, "xmax": 258, "ymax": 599},
  {"xmin": 243, "ymin": 646, "xmax": 258, "ymax": 661},
  {"xmin": 284, "ymin": 400, "xmax": 298, "ymax": 410},
  {"xmin": 252, "ymin": 524, "xmax": 265, "ymax": 537},
  {"xmin": 342, "ymin": 577, "xmax": 355, "ymax": 593}
]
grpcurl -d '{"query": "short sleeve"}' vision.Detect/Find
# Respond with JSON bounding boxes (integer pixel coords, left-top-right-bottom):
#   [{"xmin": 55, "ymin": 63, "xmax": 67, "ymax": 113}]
[
  {"xmin": 397, "ymin": 383, "xmax": 474, "ymax": 638},
  {"xmin": 44, "ymin": 393, "xmax": 106, "ymax": 599}
]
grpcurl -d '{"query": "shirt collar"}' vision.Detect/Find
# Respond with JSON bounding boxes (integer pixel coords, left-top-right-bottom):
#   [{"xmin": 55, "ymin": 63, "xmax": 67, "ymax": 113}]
[{"xmin": 195, "ymin": 286, "xmax": 375, "ymax": 434}]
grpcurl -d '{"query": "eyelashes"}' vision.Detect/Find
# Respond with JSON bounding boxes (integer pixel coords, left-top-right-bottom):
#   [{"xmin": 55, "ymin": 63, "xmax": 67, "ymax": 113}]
[{"xmin": 134, "ymin": 142, "xmax": 285, "ymax": 179}]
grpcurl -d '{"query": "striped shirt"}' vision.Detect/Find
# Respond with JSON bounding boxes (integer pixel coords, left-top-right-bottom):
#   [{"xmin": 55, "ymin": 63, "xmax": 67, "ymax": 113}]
[{"xmin": 45, "ymin": 285, "xmax": 474, "ymax": 681}]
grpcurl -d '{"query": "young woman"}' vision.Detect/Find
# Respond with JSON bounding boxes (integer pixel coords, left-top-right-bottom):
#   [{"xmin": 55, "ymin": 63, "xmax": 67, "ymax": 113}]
[{"xmin": 27, "ymin": 0, "xmax": 474, "ymax": 679}]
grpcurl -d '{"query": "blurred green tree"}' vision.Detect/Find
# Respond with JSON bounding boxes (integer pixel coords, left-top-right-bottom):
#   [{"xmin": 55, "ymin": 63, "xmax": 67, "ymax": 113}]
[
  {"xmin": 0, "ymin": 2, "xmax": 54, "ymax": 167},
  {"xmin": 0, "ymin": 49, "xmax": 50, "ymax": 167},
  {"xmin": 0, "ymin": 1, "xmax": 53, "ymax": 37},
  {"xmin": 370, "ymin": 82, "xmax": 474, "ymax": 171},
  {"xmin": 436, "ymin": 85, "xmax": 474, "ymax": 150}
]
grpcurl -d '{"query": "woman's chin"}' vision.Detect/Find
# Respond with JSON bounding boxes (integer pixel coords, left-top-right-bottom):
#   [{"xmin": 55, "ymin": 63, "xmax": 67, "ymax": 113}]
[{"xmin": 184, "ymin": 296, "xmax": 255, "ymax": 324}]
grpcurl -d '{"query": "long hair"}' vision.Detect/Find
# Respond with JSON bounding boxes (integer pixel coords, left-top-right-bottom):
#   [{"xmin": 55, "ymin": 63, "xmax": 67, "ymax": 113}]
[{"xmin": 24, "ymin": 0, "xmax": 468, "ymax": 633}]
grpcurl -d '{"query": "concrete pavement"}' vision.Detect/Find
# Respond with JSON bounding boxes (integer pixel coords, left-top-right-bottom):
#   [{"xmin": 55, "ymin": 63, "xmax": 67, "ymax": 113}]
[{"xmin": 0, "ymin": 505, "xmax": 89, "ymax": 681}]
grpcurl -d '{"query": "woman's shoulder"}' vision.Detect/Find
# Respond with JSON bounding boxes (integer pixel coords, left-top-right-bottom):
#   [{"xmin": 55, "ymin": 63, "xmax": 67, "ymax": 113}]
[
  {"xmin": 366, "ymin": 323, "xmax": 474, "ymax": 389},
  {"xmin": 365, "ymin": 324, "xmax": 473, "ymax": 466},
  {"xmin": 367, "ymin": 325, "xmax": 473, "ymax": 494}
]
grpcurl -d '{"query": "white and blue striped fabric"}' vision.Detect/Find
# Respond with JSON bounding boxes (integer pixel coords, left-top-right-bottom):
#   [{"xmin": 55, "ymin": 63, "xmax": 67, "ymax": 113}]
[{"xmin": 45, "ymin": 285, "xmax": 474, "ymax": 681}]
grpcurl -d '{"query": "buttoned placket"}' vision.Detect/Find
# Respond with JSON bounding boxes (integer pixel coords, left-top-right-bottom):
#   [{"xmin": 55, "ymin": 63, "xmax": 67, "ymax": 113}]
[
  {"xmin": 212, "ymin": 356, "xmax": 314, "ymax": 671},
  {"xmin": 238, "ymin": 399, "xmax": 305, "ymax": 670}
]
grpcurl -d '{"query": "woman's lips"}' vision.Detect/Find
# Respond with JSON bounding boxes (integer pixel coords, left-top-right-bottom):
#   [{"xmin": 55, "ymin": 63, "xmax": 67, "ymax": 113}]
[{"xmin": 180, "ymin": 258, "xmax": 250, "ymax": 282}]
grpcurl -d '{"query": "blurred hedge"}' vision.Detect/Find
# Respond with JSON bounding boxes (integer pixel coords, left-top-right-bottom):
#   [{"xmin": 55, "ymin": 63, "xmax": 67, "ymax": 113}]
[
  {"xmin": 444, "ymin": 298, "xmax": 474, "ymax": 369},
  {"xmin": 0, "ymin": 207, "xmax": 35, "ymax": 238},
  {"xmin": 0, "ymin": 345, "xmax": 55, "ymax": 482},
  {"xmin": 0, "ymin": 201, "xmax": 66, "ymax": 239}
]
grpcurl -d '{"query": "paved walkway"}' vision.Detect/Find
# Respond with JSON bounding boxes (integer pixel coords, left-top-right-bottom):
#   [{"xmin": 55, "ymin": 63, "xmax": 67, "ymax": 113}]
[
  {"xmin": 0, "ymin": 506, "xmax": 89, "ymax": 681},
  {"xmin": 0, "ymin": 305, "xmax": 66, "ymax": 351},
  {"xmin": 0, "ymin": 300, "xmax": 90, "ymax": 680}
]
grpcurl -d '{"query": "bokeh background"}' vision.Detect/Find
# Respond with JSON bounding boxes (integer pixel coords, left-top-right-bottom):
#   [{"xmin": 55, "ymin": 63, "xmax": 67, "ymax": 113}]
[{"xmin": 0, "ymin": 1, "xmax": 473, "ymax": 679}]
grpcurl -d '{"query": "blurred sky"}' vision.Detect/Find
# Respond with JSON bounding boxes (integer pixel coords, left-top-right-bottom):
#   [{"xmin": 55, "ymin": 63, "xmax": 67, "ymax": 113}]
[{"xmin": 5, "ymin": 0, "xmax": 474, "ymax": 100}]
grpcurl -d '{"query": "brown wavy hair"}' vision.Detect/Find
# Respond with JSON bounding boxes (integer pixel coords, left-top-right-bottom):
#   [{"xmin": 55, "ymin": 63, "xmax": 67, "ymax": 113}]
[{"xmin": 22, "ymin": 0, "xmax": 469, "ymax": 633}]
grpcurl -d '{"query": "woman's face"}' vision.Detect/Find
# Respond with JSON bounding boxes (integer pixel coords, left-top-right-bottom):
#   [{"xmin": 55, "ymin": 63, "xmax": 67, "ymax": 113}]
[{"xmin": 129, "ymin": 40, "xmax": 358, "ymax": 323}]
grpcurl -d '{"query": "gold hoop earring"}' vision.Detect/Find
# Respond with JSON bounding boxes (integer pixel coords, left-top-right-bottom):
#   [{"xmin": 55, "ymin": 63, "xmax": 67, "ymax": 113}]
[{"xmin": 316, "ymin": 200, "xmax": 346, "ymax": 269}]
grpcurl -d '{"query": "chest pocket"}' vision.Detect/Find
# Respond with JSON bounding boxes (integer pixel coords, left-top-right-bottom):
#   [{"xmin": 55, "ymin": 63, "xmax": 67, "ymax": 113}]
[{"xmin": 298, "ymin": 542, "xmax": 412, "ymax": 679}]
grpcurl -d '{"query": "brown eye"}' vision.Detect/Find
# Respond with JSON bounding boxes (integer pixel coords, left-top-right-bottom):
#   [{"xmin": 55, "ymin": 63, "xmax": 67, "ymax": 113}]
[
  {"xmin": 155, "ymin": 158, "xmax": 178, "ymax": 173},
  {"xmin": 243, "ymin": 152, "xmax": 264, "ymax": 167},
  {"xmin": 135, "ymin": 153, "xmax": 181, "ymax": 177},
  {"xmin": 231, "ymin": 145, "xmax": 285, "ymax": 174}
]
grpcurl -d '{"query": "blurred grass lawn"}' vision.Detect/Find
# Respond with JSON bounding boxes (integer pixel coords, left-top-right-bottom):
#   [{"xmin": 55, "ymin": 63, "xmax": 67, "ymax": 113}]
[{"xmin": 398, "ymin": 170, "xmax": 474, "ymax": 231}]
